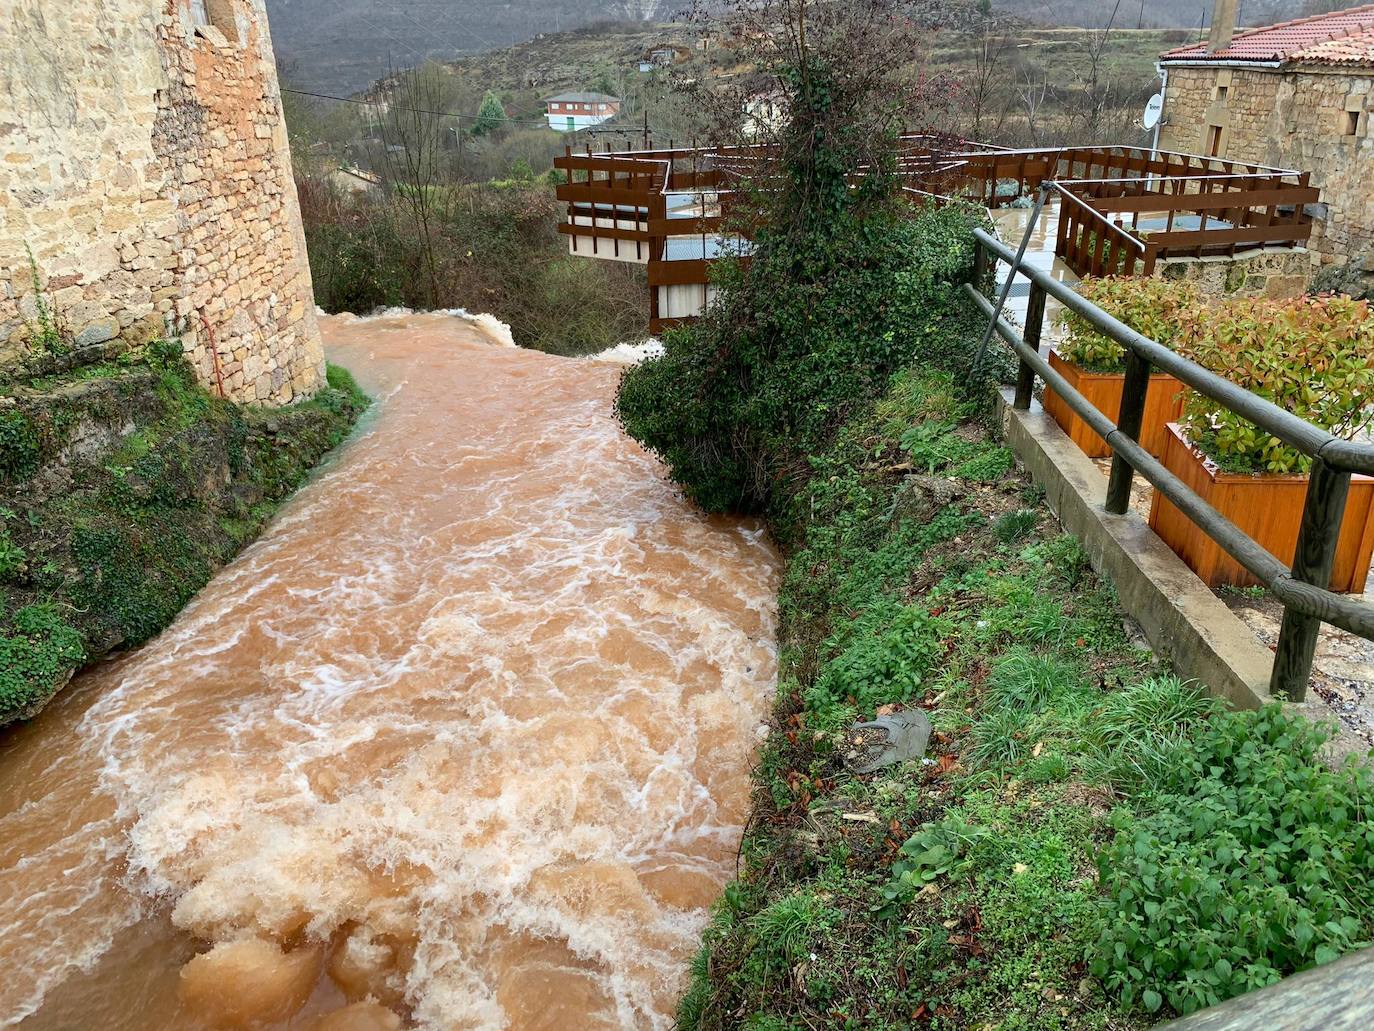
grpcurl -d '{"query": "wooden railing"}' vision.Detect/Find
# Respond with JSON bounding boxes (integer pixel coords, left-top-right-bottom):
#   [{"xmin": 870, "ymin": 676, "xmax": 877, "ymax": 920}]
[
  {"xmin": 554, "ymin": 139, "xmax": 1320, "ymax": 331},
  {"xmin": 917, "ymin": 146, "xmax": 1316, "ymax": 278}
]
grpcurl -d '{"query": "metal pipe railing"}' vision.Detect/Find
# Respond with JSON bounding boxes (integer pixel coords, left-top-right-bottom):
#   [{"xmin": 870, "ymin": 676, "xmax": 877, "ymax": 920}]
[{"xmin": 971, "ymin": 223, "xmax": 1374, "ymax": 700}]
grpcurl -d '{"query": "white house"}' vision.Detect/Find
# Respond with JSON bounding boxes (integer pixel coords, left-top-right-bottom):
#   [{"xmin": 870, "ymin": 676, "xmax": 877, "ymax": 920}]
[{"xmin": 543, "ymin": 92, "xmax": 621, "ymax": 133}]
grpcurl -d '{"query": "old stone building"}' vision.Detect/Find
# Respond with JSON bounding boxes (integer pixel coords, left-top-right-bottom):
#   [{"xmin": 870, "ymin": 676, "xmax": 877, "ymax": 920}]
[
  {"xmin": 0, "ymin": 0, "xmax": 325, "ymax": 405},
  {"xmin": 1158, "ymin": 2, "xmax": 1374, "ymax": 268}
]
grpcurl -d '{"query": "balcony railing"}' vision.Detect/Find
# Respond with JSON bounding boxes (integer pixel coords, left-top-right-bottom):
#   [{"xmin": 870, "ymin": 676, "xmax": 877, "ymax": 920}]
[{"xmin": 555, "ymin": 139, "xmax": 1319, "ymax": 331}]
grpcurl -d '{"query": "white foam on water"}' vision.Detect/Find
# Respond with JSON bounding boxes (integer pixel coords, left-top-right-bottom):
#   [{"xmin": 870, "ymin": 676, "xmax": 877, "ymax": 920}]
[
  {"xmin": 325, "ymin": 307, "xmax": 517, "ymax": 349},
  {"xmin": 589, "ymin": 339, "xmax": 664, "ymax": 365}
]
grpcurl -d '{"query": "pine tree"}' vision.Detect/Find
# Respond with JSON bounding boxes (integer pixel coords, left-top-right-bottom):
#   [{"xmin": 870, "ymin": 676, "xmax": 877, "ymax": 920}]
[{"xmin": 470, "ymin": 90, "xmax": 506, "ymax": 136}]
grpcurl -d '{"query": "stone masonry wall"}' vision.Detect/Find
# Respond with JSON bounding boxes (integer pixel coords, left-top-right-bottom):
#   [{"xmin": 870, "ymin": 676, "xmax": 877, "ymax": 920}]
[
  {"xmin": 1152, "ymin": 247, "xmax": 1313, "ymax": 300},
  {"xmin": 1159, "ymin": 64, "xmax": 1374, "ymax": 268},
  {"xmin": 0, "ymin": 0, "xmax": 325, "ymax": 405}
]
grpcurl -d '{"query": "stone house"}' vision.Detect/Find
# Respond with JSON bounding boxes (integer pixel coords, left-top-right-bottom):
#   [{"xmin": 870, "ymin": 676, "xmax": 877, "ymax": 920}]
[
  {"xmin": 0, "ymin": 0, "xmax": 325, "ymax": 405},
  {"xmin": 1158, "ymin": 1, "xmax": 1374, "ymax": 269}
]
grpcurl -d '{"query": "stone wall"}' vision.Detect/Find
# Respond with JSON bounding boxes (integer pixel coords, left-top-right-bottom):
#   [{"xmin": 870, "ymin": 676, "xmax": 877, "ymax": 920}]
[
  {"xmin": 1152, "ymin": 247, "xmax": 1313, "ymax": 300},
  {"xmin": 1159, "ymin": 63, "xmax": 1374, "ymax": 268},
  {"xmin": 0, "ymin": 0, "xmax": 325, "ymax": 405}
]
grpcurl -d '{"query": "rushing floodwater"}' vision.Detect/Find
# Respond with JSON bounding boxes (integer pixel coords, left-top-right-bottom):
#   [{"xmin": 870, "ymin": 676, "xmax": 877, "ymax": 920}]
[{"xmin": 0, "ymin": 313, "xmax": 779, "ymax": 1030}]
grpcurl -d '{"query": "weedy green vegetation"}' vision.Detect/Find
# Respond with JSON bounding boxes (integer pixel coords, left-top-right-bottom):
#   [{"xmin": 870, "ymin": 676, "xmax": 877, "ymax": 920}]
[
  {"xmin": 670, "ymin": 362, "xmax": 1374, "ymax": 1030},
  {"xmin": 0, "ymin": 346, "xmax": 369, "ymax": 725},
  {"xmin": 675, "ymin": 365, "xmax": 1167, "ymax": 1030},
  {"xmin": 1091, "ymin": 707, "xmax": 1374, "ymax": 1016},
  {"xmin": 609, "ymin": 5, "xmax": 1374, "ymax": 1022}
]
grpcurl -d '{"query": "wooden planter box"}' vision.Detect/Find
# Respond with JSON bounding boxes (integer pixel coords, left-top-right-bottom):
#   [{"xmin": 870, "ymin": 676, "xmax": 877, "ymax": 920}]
[
  {"xmin": 1042, "ymin": 350, "xmax": 1186, "ymax": 460},
  {"xmin": 1148, "ymin": 423, "xmax": 1374, "ymax": 593}
]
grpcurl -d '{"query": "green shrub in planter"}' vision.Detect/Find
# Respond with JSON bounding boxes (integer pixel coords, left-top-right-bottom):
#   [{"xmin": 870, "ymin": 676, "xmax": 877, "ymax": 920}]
[
  {"xmin": 1056, "ymin": 276, "xmax": 1199, "ymax": 373},
  {"xmin": 1179, "ymin": 294, "xmax": 1374, "ymax": 474}
]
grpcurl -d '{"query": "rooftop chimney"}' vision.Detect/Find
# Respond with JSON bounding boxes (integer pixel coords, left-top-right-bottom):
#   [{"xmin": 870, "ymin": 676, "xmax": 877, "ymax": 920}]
[{"xmin": 1208, "ymin": 0, "xmax": 1240, "ymax": 52}]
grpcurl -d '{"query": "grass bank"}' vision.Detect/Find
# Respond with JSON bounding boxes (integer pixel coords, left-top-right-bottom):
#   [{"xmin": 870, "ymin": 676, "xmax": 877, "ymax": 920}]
[
  {"xmin": 675, "ymin": 367, "xmax": 1374, "ymax": 1030},
  {"xmin": 0, "ymin": 342, "xmax": 369, "ymax": 726}
]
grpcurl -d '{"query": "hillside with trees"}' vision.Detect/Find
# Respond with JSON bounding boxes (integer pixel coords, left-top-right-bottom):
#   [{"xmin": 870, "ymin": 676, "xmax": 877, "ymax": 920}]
[{"xmin": 265, "ymin": 0, "xmax": 694, "ymax": 94}]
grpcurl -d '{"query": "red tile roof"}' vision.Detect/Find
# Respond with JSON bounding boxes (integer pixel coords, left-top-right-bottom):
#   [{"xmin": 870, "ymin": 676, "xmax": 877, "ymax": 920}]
[
  {"xmin": 1293, "ymin": 25, "xmax": 1374, "ymax": 63},
  {"xmin": 1161, "ymin": 4, "xmax": 1374, "ymax": 64}
]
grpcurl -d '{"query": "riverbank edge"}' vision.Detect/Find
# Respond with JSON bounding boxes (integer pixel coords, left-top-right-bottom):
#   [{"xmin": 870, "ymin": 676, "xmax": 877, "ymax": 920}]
[
  {"xmin": 673, "ymin": 364, "xmax": 1374, "ymax": 1030},
  {"xmin": 0, "ymin": 348, "xmax": 370, "ymax": 727}
]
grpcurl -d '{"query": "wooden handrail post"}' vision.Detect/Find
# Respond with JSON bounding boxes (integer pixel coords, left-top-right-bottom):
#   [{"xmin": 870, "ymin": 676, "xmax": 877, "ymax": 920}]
[
  {"xmin": 972, "ymin": 238, "xmax": 988, "ymax": 296},
  {"xmin": 1015, "ymin": 282, "xmax": 1046, "ymax": 410},
  {"xmin": 1105, "ymin": 348, "xmax": 1151, "ymax": 515},
  {"xmin": 1271, "ymin": 456, "xmax": 1352, "ymax": 700}
]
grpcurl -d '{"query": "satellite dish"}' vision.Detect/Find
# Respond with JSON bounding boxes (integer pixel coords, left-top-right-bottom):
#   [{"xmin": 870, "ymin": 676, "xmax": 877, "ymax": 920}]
[{"xmin": 1143, "ymin": 93, "xmax": 1164, "ymax": 130}]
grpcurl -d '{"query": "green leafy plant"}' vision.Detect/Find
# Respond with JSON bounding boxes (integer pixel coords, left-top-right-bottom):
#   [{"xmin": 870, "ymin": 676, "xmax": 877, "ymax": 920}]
[
  {"xmin": 1090, "ymin": 705, "xmax": 1374, "ymax": 1016},
  {"xmin": 1179, "ymin": 293, "xmax": 1374, "ymax": 474},
  {"xmin": 144, "ymin": 338, "xmax": 185, "ymax": 369},
  {"xmin": 899, "ymin": 420, "xmax": 979, "ymax": 473},
  {"xmin": 0, "ymin": 531, "xmax": 26, "ymax": 581},
  {"xmin": 952, "ymin": 446, "xmax": 1014, "ymax": 482},
  {"xmin": 881, "ymin": 813, "xmax": 989, "ymax": 908},
  {"xmin": 0, "ymin": 603, "xmax": 85, "ymax": 717},
  {"xmin": 0, "ymin": 409, "xmax": 41, "ymax": 483},
  {"xmin": 1056, "ymin": 276, "xmax": 1199, "ymax": 372},
  {"xmin": 807, "ymin": 601, "xmax": 943, "ymax": 723},
  {"xmin": 23, "ymin": 244, "xmax": 67, "ymax": 355}
]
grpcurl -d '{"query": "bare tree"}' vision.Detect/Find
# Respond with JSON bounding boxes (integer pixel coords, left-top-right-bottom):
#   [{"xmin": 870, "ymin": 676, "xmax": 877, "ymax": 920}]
[
  {"xmin": 374, "ymin": 61, "xmax": 459, "ymax": 309},
  {"xmin": 1017, "ymin": 68, "xmax": 1051, "ymax": 147},
  {"xmin": 968, "ymin": 22, "xmax": 1017, "ymax": 142},
  {"xmin": 680, "ymin": 0, "xmax": 967, "ymax": 237},
  {"xmin": 1073, "ymin": 0, "xmax": 1125, "ymax": 143}
]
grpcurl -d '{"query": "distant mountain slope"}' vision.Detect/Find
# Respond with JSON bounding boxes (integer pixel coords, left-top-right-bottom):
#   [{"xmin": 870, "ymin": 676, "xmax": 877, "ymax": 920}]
[
  {"xmin": 265, "ymin": 0, "xmax": 1324, "ymax": 96},
  {"xmin": 264, "ymin": 0, "xmax": 679, "ymax": 95},
  {"xmin": 998, "ymin": 0, "xmax": 1317, "ymax": 30}
]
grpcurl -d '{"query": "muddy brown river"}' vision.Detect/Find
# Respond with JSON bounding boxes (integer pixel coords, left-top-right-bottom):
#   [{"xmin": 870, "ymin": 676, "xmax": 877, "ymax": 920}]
[{"xmin": 0, "ymin": 313, "xmax": 779, "ymax": 1030}]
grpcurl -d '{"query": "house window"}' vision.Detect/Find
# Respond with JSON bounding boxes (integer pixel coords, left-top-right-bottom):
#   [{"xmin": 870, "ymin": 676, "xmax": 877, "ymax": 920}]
[
  {"xmin": 189, "ymin": 0, "xmax": 238, "ymax": 44},
  {"xmin": 567, "ymin": 117, "xmax": 575, "ymax": 131},
  {"xmin": 1345, "ymin": 110, "xmax": 1361, "ymax": 136},
  {"xmin": 1216, "ymin": 84, "xmax": 1228, "ymax": 102},
  {"xmin": 1206, "ymin": 124, "xmax": 1224, "ymax": 157}
]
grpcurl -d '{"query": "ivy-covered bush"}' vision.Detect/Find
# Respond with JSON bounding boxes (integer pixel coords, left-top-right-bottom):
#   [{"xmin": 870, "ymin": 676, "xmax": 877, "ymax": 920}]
[
  {"xmin": 0, "ymin": 409, "xmax": 41, "ymax": 482},
  {"xmin": 1180, "ymin": 293, "xmax": 1374, "ymax": 474},
  {"xmin": 1090, "ymin": 705, "xmax": 1374, "ymax": 1016},
  {"xmin": 1056, "ymin": 276, "xmax": 1199, "ymax": 372},
  {"xmin": 617, "ymin": 198, "xmax": 987, "ymax": 515}
]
